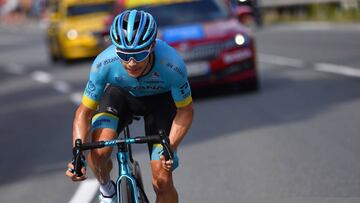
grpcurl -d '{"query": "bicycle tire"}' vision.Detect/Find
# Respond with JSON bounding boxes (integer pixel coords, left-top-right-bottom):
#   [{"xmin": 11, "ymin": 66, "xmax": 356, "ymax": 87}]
[
  {"xmin": 134, "ymin": 161, "xmax": 148, "ymax": 203},
  {"xmin": 119, "ymin": 177, "xmax": 136, "ymax": 203}
]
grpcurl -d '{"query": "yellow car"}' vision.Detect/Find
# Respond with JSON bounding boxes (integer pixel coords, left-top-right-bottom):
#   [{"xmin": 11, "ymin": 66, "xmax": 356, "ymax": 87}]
[{"xmin": 46, "ymin": 0, "xmax": 115, "ymax": 63}]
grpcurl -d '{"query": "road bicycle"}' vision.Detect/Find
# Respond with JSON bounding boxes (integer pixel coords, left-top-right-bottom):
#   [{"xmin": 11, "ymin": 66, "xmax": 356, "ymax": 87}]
[{"xmin": 72, "ymin": 118, "xmax": 173, "ymax": 203}]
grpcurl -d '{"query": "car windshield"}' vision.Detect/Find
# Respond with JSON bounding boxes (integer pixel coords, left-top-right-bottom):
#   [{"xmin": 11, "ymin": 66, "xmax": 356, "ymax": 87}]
[
  {"xmin": 135, "ymin": 0, "xmax": 230, "ymax": 27},
  {"xmin": 67, "ymin": 3, "xmax": 112, "ymax": 17}
]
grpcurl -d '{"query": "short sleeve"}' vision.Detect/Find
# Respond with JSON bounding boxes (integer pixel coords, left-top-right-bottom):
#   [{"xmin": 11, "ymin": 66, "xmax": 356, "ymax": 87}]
[
  {"xmin": 170, "ymin": 60, "xmax": 192, "ymax": 108},
  {"xmin": 81, "ymin": 58, "xmax": 107, "ymax": 110}
]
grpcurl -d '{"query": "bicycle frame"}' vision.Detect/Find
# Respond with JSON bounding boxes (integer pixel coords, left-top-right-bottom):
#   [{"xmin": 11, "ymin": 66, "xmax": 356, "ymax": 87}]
[
  {"xmin": 115, "ymin": 125, "xmax": 147, "ymax": 203},
  {"xmin": 73, "ymin": 127, "xmax": 172, "ymax": 203}
]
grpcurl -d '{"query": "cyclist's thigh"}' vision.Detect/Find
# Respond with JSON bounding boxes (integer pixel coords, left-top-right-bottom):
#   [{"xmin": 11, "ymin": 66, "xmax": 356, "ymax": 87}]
[
  {"xmin": 141, "ymin": 92, "xmax": 179, "ymax": 170},
  {"xmin": 142, "ymin": 91, "xmax": 176, "ymax": 136},
  {"xmin": 92, "ymin": 86, "xmax": 144, "ymax": 135}
]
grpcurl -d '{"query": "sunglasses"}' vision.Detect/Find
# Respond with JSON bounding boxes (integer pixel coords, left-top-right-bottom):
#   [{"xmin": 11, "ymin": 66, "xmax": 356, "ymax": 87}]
[{"xmin": 115, "ymin": 47, "xmax": 151, "ymax": 63}]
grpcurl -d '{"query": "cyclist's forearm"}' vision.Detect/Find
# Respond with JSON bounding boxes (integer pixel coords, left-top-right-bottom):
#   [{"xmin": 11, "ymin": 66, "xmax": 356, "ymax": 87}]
[
  {"xmin": 72, "ymin": 104, "xmax": 94, "ymax": 146},
  {"xmin": 169, "ymin": 103, "xmax": 194, "ymax": 150}
]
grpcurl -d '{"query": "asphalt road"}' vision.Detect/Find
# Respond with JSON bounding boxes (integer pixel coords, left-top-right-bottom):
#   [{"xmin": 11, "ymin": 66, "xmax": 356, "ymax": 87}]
[{"xmin": 0, "ymin": 22, "xmax": 360, "ymax": 203}]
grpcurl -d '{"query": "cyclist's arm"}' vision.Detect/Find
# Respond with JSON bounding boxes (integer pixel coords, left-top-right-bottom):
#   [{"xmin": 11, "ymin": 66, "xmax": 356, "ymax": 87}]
[
  {"xmin": 67, "ymin": 56, "xmax": 106, "ymax": 180},
  {"xmin": 72, "ymin": 56, "xmax": 107, "ymax": 145},
  {"xmin": 72, "ymin": 103, "xmax": 95, "ymax": 146},
  {"xmin": 168, "ymin": 61, "xmax": 194, "ymax": 151},
  {"xmin": 169, "ymin": 103, "xmax": 194, "ymax": 151}
]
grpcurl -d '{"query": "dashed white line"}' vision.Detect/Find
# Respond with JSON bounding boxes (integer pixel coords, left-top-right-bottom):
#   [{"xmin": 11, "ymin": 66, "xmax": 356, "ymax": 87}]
[
  {"xmin": 30, "ymin": 70, "xmax": 53, "ymax": 83},
  {"xmin": 3, "ymin": 64, "xmax": 83, "ymax": 104},
  {"xmin": 259, "ymin": 53, "xmax": 360, "ymax": 78},
  {"xmin": 69, "ymin": 92, "xmax": 82, "ymax": 105},
  {"xmin": 53, "ymin": 80, "xmax": 71, "ymax": 93},
  {"xmin": 315, "ymin": 63, "xmax": 360, "ymax": 78},
  {"xmin": 68, "ymin": 179, "xmax": 99, "ymax": 203},
  {"xmin": 258, "ymin": 53, "xmax": 305, "ymax": 68},
  {"xmin": 4, "ymin": 63, "xmax": 26, "ymax": 75}
]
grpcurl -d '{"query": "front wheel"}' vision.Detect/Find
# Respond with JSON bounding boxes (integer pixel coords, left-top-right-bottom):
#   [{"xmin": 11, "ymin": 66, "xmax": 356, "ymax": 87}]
[
  {"xmin": 134, "ymin": 161, "xmax": 148, "ymax": 203},
  {"xmin": 119, "ymin": 177, "xmax": 136, "ymax": 203}
]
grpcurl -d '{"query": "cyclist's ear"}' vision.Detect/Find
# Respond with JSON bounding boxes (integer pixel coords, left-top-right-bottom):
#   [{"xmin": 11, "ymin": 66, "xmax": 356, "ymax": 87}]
[{"xmin": 150, "ymin": 41, "xmax": 156, "ymax": 51}]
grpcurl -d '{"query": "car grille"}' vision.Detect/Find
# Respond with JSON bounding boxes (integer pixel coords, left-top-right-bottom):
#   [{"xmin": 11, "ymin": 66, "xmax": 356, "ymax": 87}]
[
  {"xmin": 190, "ymin": 58, "xmax": 254, "ymax": 81},
  {"xmin": 178, "ymin": 39, "xmax": 239, "ymax": 61}
]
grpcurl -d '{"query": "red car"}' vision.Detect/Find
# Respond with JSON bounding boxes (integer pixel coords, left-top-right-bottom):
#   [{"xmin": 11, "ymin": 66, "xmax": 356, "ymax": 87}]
[{"xmin": 102, "ymin": 0, "xmax": 259, "ymax": 91}]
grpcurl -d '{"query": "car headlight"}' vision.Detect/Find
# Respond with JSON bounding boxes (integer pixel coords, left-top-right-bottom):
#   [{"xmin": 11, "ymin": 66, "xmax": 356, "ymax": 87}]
[
  {"xmin": 235, "ymin": 34, "xmax": 246, "ymax": 46},
  {"xmin": 67, "ymin": 29, "xmax": 78, "ymax": 40}
]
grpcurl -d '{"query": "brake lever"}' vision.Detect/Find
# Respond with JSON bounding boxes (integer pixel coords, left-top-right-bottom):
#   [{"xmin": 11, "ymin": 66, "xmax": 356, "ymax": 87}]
[{"xmin": 158, "ymin": 130, "xmax": 173, "ymax": 161}]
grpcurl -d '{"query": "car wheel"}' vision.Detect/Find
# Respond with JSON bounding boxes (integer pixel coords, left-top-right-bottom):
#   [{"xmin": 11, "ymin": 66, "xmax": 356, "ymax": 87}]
[{"xmin": 47, "ymin": 39, "xmax": 60, "ymax": 63}]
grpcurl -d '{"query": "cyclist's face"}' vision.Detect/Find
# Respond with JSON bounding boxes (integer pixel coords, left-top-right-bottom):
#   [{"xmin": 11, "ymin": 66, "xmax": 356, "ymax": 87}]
[
  {"xmin": 121, "ymin": 56, "xmax": 150, "ymax": 78},
  {"xmin": 119, "ymin": 45, "xmax": 154, "ymax": 78}
]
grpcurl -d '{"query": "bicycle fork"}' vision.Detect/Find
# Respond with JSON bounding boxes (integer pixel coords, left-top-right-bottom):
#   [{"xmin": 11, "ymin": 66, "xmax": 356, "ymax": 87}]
[{"xmin": 116, "ymin": 149, "xmax": 140, "ymax": 203}]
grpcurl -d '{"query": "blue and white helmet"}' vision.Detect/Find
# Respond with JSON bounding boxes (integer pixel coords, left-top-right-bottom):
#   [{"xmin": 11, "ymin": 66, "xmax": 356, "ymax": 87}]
[{"xmin": 110, "ymin": 10, "xmax": 157, "ymax": 51}]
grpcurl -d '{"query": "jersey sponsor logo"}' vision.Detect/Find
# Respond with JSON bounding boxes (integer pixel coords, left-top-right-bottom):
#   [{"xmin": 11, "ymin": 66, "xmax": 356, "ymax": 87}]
[
  {"xmin": 85, "ymin": 81, "xmax": 99, "ymax": 100},
  {"xmin": 85, "ymin": 89, "xmax": 99, "ymax": 100},
  {"xmin": 180, "ymin": 81, "xmax": 190, "ymax": 95},
  {"xmin": 106, "ymin": 107, "xmax": 118, "ymax": 115},
  {"xmin": 93, "ymin": 57, "xmax": 119, "ymax": 73},
  {"xmin": 144, "ymin": 80, "xmax": 165, "ymax": 84},
  {"xmin": 166, "ymin": 62, "xmax": 185, "ymax": 78},
  {"xmin": 103, "ymin": 57, "xmax": 119, "ymax": 66},
  {"xmin": 124, "ymin": 85, "xmax": 163, "ymax": 91},
  {"xmin": 151, "ymin": 71, "xmax": 160, "ymax": 79},
  {"xmin": 87, "ymin": 81, "xmax": 96, "ymax": 91},
  {"xmin": 182, "ymin": 91, "xmax": 191, "ymax": 99}
]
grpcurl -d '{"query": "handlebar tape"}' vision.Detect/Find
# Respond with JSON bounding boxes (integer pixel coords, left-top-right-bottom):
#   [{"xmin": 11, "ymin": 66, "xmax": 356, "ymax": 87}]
[
  {"xmin": 134, "ymin": 135, "xmax": 160, "ymax": 143},
  {"xmin": 72, "ymin": 139, "xmax": 84, "ymax": 177},
  {"xmin": 81, "ymin": 141, "xmax": 105, "ymax": 150}
]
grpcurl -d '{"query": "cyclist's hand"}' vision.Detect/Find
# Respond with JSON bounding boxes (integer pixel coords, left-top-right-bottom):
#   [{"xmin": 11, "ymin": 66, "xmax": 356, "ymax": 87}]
[
  {"xmin": 65, "ymin": 162, "xmax": 87, "ymax": 181},
  {"xmin": 160, "ymin": 155, "xmax": 173, "ymax": 172}
]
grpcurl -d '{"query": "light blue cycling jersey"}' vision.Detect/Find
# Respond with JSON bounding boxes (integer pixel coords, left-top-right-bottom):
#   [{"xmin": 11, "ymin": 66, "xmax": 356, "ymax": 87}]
[{"xmin": 81, "ymin": 39, "xmax": 192, "ymax": 110}]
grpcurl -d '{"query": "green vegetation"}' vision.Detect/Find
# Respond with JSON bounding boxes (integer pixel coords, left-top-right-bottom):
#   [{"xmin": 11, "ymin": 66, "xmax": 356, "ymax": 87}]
[{"xmin": 263, "ymin": 3, "xmax": 360, "ymax": 24}]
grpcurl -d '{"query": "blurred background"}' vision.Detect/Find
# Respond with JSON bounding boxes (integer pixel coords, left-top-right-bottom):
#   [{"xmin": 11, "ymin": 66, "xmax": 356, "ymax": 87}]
[{"xmin": 1, "ymin": 0, "xmax": 360, "ymax": 202}]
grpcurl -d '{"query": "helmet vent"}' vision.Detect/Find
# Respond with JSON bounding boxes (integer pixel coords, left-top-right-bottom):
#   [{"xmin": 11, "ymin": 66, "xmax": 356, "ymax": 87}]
[{"xmin": 110, "ymin": 10, "xmax": 157, "ymax": 51}]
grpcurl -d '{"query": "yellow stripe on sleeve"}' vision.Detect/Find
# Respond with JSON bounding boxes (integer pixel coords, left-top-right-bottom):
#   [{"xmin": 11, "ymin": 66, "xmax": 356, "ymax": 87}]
[
  {"xmin": 81, "ymin": 95, "xmax": 99, "ymax": 110},
  {"xmin": 92, "ymin": 112, "xmax": 119, "ymax": 121},
  {"xmin": 175, "ymin": 96, "xmax": 193, "ymax": 108}
]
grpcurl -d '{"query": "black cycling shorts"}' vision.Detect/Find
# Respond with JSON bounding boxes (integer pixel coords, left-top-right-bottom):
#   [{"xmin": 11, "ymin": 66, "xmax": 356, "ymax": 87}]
[{"xmin": 91, "ymin": 85, "xmax": 179, "ymax": 168}]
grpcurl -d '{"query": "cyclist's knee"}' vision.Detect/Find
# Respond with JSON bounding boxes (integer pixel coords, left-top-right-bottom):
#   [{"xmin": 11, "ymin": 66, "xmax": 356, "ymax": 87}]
[
  {"xmin": 152, "ymin": 173, "xmax": 174, "ymax": 194},
  {"xmin": 89, "ymin": 147, "xmax": 112, "ymax": 165}
]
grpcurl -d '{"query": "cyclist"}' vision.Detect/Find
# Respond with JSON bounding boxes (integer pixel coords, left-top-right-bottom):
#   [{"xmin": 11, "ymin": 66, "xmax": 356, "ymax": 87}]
[{"xmin": 65, "ymin": 9, "xmax": 194, "ymax": 203}]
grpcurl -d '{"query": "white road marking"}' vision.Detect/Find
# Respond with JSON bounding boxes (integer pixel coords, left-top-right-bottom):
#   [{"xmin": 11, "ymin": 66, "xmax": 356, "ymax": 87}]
[
  {"xmin": 315, "ymin": 63, "xmax": 360, "ymax": 78},
  {"xmin": 4, "ymin": 65, "xmax": 81, "ymax": 104},
  {"xmin": 69, "ymin": 92, "xmax": 82, "ymax": 105},
  {"xmin": 6, "ymin": 52, "xmax": 358, "ymax": 202},
  {"xmin": 4, "ymin": 63, "xmax": 26, "ymax": 75},
  {"xmin": 258, "ymin": 53, "xmax": 305, "ymax": 68},
  {"xmin": 259, "ymin": 53, "xmax": 360, "ymax": 78},
  {"xmin": 53, "ymin": 80, "xmax": 71, "ymax": 93},
  {"xmin": 30, "ymin": 71, "xmax": 53, "ymax": 83},
  {"xmin": 68, "ymin": 179, "xmax": 99, "ymax": 203}
]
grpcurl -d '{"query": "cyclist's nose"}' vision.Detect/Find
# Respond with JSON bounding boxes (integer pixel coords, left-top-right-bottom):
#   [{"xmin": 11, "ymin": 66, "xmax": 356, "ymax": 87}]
[{"xmin": 128, "ymin": 58, "xmax": 137, "ymax": 66}]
